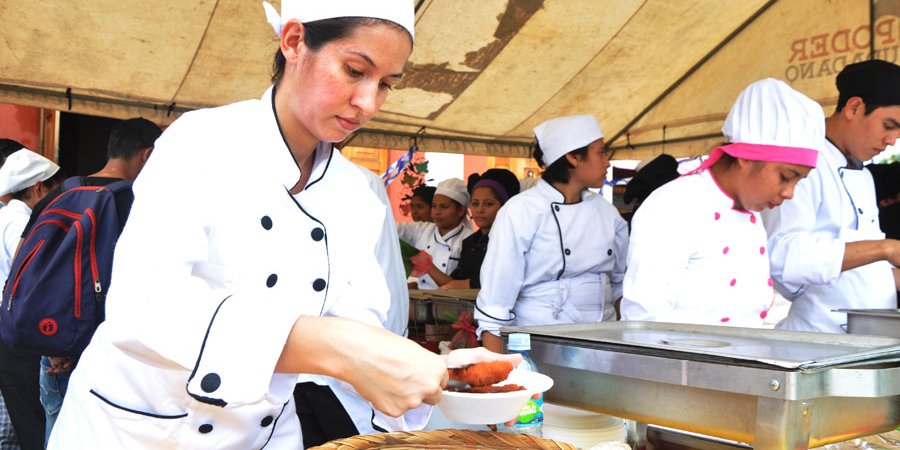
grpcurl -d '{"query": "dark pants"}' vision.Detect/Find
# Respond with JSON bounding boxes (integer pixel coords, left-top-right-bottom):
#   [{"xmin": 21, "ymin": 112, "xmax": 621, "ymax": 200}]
[
  {"xmin": 294, "ymin": 382, "xmax": 359, "ymax": 449},
  {"xmin": 0, "ymin": 341, "xmax": 44, "ymax": 450}
]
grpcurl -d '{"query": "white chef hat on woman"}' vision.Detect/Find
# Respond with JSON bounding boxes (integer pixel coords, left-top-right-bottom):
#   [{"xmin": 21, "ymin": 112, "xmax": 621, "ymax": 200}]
[
  {"xmin": 693, "ymin": 78, "xmax": 822, "ymax": 174},
  {"xmin": 0, "ymin": 149, "xmax": 60, "ymax": 196},
  {"xmin": 533, "ymin": 115, "xmax": 604, "ymax": 167},
  {"xmin": 262, "ymin": 0, "xmax": 415, "ymax": 40},
  {"xmin": 435, "ymin": 178, "xmax": 469, "ymax": 209}
]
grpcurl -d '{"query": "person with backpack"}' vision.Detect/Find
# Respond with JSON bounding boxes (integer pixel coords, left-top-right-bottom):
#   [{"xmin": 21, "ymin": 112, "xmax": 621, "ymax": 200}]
[
  {"xmin": 0, "ymin": 148, "xmax": 64, "ymax": 450},
  {"xmin": 13, "ymin": 118, "xmax": 160, "ymax": 445}
]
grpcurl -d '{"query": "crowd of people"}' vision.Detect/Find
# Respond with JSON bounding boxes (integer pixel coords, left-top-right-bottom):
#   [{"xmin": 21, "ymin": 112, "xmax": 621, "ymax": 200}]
[{"xmin": 0, "ymin": 0, "xmax": 896, "ymax": 448}]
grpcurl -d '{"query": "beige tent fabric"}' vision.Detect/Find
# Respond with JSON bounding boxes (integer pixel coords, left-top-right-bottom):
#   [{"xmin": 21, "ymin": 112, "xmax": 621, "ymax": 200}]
[{"xmin": 0, "ymin": 0, "xmax": 894, "ymax": 158}]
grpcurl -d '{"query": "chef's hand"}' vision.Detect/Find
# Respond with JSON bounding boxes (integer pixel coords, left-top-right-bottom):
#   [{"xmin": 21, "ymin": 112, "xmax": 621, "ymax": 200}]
[
  {"xmin": 343, "ymin": 329, "xmax": 447, "ymax": 418},
  {"xmin": 443, "ymin": 346, "xmax": 523, "ymax": 369},
  {"xmin": 280, "ymin": 317, "xmax": 448, "ymax": 418},
  {"xmin": 408, "ymin": 250, "xmax": 432, "ymax": 277}
]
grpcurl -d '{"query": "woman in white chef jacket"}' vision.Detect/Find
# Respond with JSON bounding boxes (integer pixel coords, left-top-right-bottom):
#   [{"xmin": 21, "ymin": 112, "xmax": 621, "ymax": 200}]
[
  {"xmin": 397, "ymin": 178, "xmax": 474, "ymax": 289},
  {"xmin": 47, "ymin": 2, "xmax": 518, "ymax": 449},
  {"xmin": 621, "ymin": 78, "xmax": 822, "ymax": 327},
  {"xmin": 475, "ymin": 115, "xmax": 629, "ymax": 353}
]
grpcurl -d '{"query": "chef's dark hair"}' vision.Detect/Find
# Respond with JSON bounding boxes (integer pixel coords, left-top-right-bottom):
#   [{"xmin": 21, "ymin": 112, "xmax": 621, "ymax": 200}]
[
  {"xmin": 532, "ymin": 141, "xmax": 589, "ymax": 184},
  {"xmin": 405, "ymin": 185, "xmax": 436, "ymax": 204},
  {"xmin": 272, "ymin": 17, "xmax": 412, "ymax": 85},
  {"xmin": 107, "ymin": 118, "xmax": 162, "ymax": 159},
  {"xmin": 467, "ymin": 168, "xmax": 520, "ymax": 204}
]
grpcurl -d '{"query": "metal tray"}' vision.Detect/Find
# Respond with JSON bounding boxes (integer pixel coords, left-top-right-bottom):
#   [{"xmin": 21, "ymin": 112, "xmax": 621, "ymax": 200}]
[
  {"xmin": 835, "ymin": 309, "xmax": 900, "ymax": 339},
  {"xmin": 503, "ymin": 322, "xmax": 900, "ymax": 448},
  {"xmin": 504, "ymin": 321, "xmax": 900, "ymax": 370}
]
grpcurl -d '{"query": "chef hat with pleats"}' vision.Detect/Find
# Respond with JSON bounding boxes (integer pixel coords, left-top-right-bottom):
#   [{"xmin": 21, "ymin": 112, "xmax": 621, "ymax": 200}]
[
  {"xmin": 262, "ymin": 0, "xmax": 415, "ymax": 40},
  {"xmin": 694, "ymin": 78, "xmax": 822, "ymax": 173},
  {"xmin": 0, "ymin": 149, "xmax": 60, "ymax": 196},
  {"xmin": 435, "ymin": 178, "xmax": 469, "ymax": 209},
  {"xmin": 533, "ymin": 115, "xmax": 604, "ymax": 167}
]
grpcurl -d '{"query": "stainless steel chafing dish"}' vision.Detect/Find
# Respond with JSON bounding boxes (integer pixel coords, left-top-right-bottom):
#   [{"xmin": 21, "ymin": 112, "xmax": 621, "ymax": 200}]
[
  {"xmin": 836, "ymin": 309, "xmax": 900, "ymax": 339},
  {"xmin": 502, "ymin": 322, "xmax": 900, "ymax": 449}
]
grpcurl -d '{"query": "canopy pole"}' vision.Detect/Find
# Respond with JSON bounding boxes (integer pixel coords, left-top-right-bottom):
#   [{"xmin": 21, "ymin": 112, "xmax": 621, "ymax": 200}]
[{"xmin": 869, "ymin": 0, "xmax": 876, "ymax": 59}]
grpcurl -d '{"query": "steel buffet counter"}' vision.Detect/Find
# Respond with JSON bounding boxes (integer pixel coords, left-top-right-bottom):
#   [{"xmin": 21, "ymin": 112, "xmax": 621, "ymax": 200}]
[{"xmin": 502, "ymin": 322, "xmax": 900, "ymax": 449}]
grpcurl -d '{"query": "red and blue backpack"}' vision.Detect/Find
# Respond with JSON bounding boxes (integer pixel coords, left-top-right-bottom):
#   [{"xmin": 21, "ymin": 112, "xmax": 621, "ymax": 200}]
[{"xmin": 0, "ymin": 176, "xmax": 132, "ymax": 356}]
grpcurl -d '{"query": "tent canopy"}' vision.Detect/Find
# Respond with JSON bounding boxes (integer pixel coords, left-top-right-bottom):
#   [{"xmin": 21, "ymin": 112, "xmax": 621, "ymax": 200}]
[{"xmin": 1, "ymin": 0, "xmax": 895, "ymax": 159}]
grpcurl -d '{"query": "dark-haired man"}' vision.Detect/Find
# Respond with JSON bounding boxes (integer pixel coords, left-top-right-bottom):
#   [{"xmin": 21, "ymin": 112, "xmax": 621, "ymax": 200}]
[
  {"xmin": 24, "ymin": 118, "xmax": 161, "ymax": 443},
  {"xmin": 763, "ymin": 60, "xmax": 900, "ymax": 333}
]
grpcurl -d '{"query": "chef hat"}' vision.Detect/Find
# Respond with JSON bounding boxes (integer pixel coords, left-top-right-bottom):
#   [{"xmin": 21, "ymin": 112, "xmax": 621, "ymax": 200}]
[
  {"xmin": 836, "ymin": 59, "xmax": 900, "ymax": 108},
  {"xmin": 435, "ymin": 178, "xmax": 469, "ymax": 209},
  {"xmin": 695, "ymin": 78, "xmax": 822, "ymax": 173},
  {"xmin": 262, "ymin": 0, "xmax": 415, "ymax": 40},
  {"xmin": 0, "ymin": 149, "xmax": 60, "ymax": 196},
  {"xmin": 534, "ymin": 115, "xmax": 604, "ymax": 167}
]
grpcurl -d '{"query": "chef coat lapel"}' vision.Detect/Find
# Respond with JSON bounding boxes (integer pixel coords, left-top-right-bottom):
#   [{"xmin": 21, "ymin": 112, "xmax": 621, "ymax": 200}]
[
  {"xmin": 433, "ymin": 223, "xmax": 466, "ymax": 252},
  {"xmin": 537, "ymin": 180, "xmax": 588, "ymax": 279},
  {"xmin": 825, "ymin": 140, "xmax": 882, "ymax": 238},
  {"xmin": 259, "ymin": 86, "xmax": 304, "ymax": 191}
]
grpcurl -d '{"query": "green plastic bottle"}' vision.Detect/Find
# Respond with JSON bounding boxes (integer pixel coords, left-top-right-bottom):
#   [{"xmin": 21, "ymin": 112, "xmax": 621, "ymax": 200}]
[{"xmin": 497, "ymin": 333, "xmax": 543, "ymax": 437}]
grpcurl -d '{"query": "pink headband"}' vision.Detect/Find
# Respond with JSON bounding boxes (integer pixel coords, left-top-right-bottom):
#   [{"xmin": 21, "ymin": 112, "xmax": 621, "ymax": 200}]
[
  {"xmin": 472, "ymin": 179, "xmax": 510, "ymax": 204},
  {"xmin": 691, "ymin": 142, "xmax": 818, "ymax": 174}
]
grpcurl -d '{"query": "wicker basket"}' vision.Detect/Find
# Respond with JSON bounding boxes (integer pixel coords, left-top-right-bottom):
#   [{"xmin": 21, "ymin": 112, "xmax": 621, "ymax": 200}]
[{"xmin": 308, "ymin": 429, "xmax": 577, "ymax": 450}]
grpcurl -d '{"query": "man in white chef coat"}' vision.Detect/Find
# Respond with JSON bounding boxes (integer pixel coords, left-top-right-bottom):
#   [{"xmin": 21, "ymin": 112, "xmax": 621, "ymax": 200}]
[{"xmin": 762, "ymin": 60, "xmax": 900, "ymax": 333}]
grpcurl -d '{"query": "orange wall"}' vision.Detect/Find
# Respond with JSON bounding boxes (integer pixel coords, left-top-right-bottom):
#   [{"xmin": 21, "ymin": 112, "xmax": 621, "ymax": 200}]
[{"xmin": 0, "ymin": 104, "xmax": 42, "ymax": 151}]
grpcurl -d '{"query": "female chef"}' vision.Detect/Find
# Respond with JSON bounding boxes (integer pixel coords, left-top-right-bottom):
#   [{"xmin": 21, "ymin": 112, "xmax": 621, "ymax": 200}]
[
  {"xmin": 48, "ymin": 2, "xmax": 517, "ymax": 448},
  {"xmin": 397, "ymin": 178, "xmax": 473, "ymax": 289},
  {"xmin": 620, "ymin": 78, "xmax": 822, "ymax": 327},
  {"xmin": 426, "ymin": 168, "xmax": 520, "ymax": 289},
  {"xmin": 475, "ymin": 115, "xmax": 629, "ymax": 352}
]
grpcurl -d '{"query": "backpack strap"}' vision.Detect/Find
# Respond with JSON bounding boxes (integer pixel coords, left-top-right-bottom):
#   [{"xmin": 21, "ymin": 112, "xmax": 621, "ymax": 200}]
[
  {"xmin": 103, "ymin": 179, "xmax": 133, "ymax": 194},
  {"xmin": 61, "ymin": 176, "xmax": 84, "ymax": 191}
]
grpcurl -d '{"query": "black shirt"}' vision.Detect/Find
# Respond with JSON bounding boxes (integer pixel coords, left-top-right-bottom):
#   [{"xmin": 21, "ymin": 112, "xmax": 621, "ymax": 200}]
[{"xmin": 449, "ymin": 231, "xmax": 490, "ymax": 289}]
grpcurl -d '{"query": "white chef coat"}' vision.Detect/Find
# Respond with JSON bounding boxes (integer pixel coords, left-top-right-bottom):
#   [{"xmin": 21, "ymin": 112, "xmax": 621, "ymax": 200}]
[
  {"xmin": 475, "ymin": 179, "xmax": 628, "ymax": 337},
  {"xmin": 397, "ymin": 221, "xmax": 473, "ymax": 289},
  {"xmin": 621, "ymin": 170, "xmax": 774, "ymax": 327},
  {"xmin": 0, "ymin": 199, "xmax": 31, "ymax": 282},
  {"xmin": 762, "ymin": 140, "xmax": 896, "ymax": 333},
  {"xmin": 295, "ymin": 165, "xmax": 430, "ymax": 438},
  {"xmin": 49, "ymin": 86, "xmax": 393, "ymax": 449}
]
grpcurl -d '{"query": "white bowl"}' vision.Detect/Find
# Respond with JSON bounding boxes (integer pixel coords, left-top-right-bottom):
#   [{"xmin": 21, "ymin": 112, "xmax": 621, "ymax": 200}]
[{"xmin": 438, "ymin": 369, "xmax": 554, "ymax": 425}]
